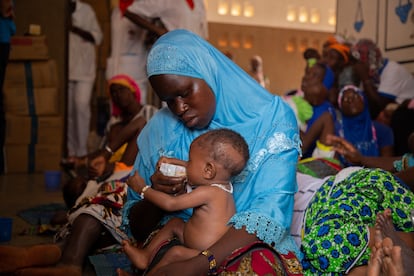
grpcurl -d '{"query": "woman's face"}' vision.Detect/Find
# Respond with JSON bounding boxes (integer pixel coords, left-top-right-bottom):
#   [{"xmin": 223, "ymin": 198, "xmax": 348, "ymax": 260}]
[
  {"xmin": 322, "ymin": 49, "xmax": 344, "ymax": 71},
  {"xmin": 301, "ymin": 64, "xmax": 325, "ymax": 91},
  {"xmin": 340, "ymin": 89, "xmax": 364, "ymax": 116},
  {"xmin": 110, "ymin": 83, "xmax": 134, "ymax": 108},
  {"xmin": 150, "ymin": 74, "xmax": 216, "ymax": 129}
]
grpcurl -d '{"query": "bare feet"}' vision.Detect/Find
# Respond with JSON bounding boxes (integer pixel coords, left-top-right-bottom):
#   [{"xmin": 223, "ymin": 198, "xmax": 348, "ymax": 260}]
[
  {"xmin": 367, "ymin": 235, "xmax": 383, "ymax": 276},
  {"xmin": 381, "ymin": 237, "xmax": 404, "ymax": 276},
  {"xmin": 367, "ymin": 209, "xmax": 414, "ymax": 276},
  {"xmin": 122, "ymin": 240, "xmax": 149, "ymax": 270},
  {"xmin": 0, "ymin": 244, "xmax": 61, "ymax": 273}
]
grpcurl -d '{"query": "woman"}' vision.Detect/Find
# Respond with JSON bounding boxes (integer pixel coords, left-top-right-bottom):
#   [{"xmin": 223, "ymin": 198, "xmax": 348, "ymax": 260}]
[
  {"xmin": 334, "ymin": 85, "xmax": 394, "ymax": 166},
  {"xmin": 122, "ymin": 29, "xmax": 302, "ymax": 275},
  {"xmin": 62, "ymin": 74, "xmax": 157, "ymax": 182}
]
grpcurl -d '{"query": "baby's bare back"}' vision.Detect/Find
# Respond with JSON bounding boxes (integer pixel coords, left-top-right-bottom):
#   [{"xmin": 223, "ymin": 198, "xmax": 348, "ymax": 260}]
[{"xmin": 183, "ymin": 187, "xmax": 235, "ymax": 250}]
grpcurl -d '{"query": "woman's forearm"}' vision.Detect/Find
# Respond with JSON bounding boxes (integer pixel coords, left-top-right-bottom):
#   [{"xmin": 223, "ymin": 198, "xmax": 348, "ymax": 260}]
[{"xmin": 360, "ymin": 156, "xmax": 400, "ymax": 171}]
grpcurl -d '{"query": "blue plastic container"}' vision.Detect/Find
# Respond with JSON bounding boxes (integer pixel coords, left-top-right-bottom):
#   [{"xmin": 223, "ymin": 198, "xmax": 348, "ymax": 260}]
[
  {"xmin": 0, "ymin": 217, "xmax": 13, "ymax": 242},
  {"xmin": 44, "ymin": 170, "xmax": 62, "ymax": 191}
]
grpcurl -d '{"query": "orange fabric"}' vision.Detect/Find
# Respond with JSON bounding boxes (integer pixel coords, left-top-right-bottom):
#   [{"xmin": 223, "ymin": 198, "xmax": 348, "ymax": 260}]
[
  {"xmin": 329, "ymin": 43, "xmax": 350, "ymax": 63},
  {"xmin": 113, "ymin": 161, "xmax": 133, "ymax": 173}
]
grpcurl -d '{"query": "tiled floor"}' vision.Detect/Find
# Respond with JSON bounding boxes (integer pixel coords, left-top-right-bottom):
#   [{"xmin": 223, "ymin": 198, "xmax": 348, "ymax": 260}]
[{"xmin": 0, "ymin": 172, "xmax": 96, "ymax": 275}]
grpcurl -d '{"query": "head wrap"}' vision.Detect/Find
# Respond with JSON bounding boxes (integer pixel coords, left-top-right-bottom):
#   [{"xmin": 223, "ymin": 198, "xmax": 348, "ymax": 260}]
[
  {"xmin": 351, "ymin": 38, "xmax": 384, "ymax": 81},
  {"xmin": 139, "ymin": 30, "xmax": 301, "ymax": 255},
  {"xmin": 337, "ymin": 84, "xmax": 364, "ymax": 109},
  {"xmin": 108, "ymin": 74, "xmax": 141, "ymax": 116},
  {"xmin": 119, "ymin": 0, "xmax": 134, "ymax": 15},
  {"xmin": 336, "ymin": 85, "xmax": 379, "ymax": 161},
  {"xmin": 323, "ymin": 36, "xmax": 338, "ymax": 48},
  {"xmin": 322, "ymin": 64, "xmax": 335, "ymax": 90},
  {"xmin": 328, "ymin": 43, "xmax": 350, "ymax": 64}
]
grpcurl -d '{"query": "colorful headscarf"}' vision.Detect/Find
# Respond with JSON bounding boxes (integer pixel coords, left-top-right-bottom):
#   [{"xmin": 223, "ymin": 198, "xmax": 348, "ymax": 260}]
[
  {"xmin": 322, "ymin": 64, "xmax": 335, "ymax": 90},
  {"xmin": 351, "ymin": 38, "xmax": 384, "ymax": 82},
  {"xmin": 328, "ymin": 43, "xmax": 350, "ymax": 64},
  {"xmin": 119, "ymin": 0, "xmax": 134, "ymax": 15},
  {"xmin": 336, "ymin": 85, "xmax": 379, "ymax": 161},
  {"xmin": 108, "ymin": 74, "xmax": 141, "ymax": 116},
  {"xmin": 125, "ymin": 30, "xmax": 301, "ymax": 256}
]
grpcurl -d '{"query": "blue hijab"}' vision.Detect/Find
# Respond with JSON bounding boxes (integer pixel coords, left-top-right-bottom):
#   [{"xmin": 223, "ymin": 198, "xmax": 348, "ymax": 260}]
[
  {"xmin": 336, "ymin": 85, "xmax": 379, "ymax": 164},
  {"xmin": 124, "ymin": 30, "xmax": 301, "ymax": 256}
]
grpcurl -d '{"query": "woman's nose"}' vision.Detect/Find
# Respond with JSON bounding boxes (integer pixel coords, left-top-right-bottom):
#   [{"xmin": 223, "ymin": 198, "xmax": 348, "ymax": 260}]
[{"xmin": 172, "ymin": 98, "xmax": 188, "ymax": 116}]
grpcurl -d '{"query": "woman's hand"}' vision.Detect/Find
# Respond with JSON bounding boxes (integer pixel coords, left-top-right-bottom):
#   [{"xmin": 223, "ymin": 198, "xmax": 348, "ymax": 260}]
[
  {"xmin": 150, "ymin": 170, "xmax": 187, "ymax": 195},
  {"xmin": 150, "ymin": 156, "xmax": 188, "ymax": 195},
  {"xmin": 326, "ymin": 134, "xmax": 363, "ymax": 165},
  {"xmin": 88, "ymin": 149, "xmax": 112, "ymax": 179}
]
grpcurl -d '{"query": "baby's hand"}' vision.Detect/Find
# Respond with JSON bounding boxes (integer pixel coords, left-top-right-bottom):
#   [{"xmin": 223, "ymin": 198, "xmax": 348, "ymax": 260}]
[{"xmin": 126, "ymin": 171, "xmax": 146, "ymax": 193}]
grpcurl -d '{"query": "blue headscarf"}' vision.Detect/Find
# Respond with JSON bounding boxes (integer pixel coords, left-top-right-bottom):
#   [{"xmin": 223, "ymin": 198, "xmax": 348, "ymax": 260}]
[
  {"xmin": 124, "ymin": 30, "xmax": 301, "ymax": 256},
  {"xmin": 336, "ymin": 85, "xmax": 379, "ymax": 164},
  {"xmin": 322, "ymin": 64, "xmax": 335, "ymax": 90}
]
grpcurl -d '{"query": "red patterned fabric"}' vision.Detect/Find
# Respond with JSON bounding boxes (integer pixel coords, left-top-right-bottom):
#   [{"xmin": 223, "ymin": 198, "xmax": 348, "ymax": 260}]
[{"xmin": 218, "ymin": 241, "xmax": 303, "ymax": 276}]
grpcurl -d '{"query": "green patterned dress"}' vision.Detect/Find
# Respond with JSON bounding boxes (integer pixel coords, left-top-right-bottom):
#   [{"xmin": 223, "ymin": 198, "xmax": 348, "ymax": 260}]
[{"xmin": 301, "ymin": 168, "xmax": 414, "ymax": 275}]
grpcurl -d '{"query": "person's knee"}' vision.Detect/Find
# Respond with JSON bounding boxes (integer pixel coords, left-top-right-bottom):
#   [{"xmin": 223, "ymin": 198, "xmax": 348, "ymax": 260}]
[{"xmin": 73, "ymin": 214, "xmax": 103, "ymax": 233}]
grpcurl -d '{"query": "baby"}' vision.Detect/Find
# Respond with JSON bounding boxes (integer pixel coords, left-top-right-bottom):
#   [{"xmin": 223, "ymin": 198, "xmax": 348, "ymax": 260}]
[{"xmin": 123, "ymin": 128, "xmax": 249, "ymax": 274}]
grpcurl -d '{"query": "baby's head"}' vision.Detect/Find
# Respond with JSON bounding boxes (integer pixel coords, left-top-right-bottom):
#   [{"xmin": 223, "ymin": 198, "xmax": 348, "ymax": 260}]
[{"xmin": 187, "ymin": 129, "xmax": 249, "ymax": 185}]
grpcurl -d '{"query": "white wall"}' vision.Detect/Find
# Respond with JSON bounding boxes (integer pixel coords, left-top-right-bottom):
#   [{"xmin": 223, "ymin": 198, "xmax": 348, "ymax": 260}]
[
  {"xmin": 205, "ymin": 0, "xmax": 336, "ymax": 32},
  {"xmin": 336, "ymin": 0, "xmax": 414, "ymax": 72}
]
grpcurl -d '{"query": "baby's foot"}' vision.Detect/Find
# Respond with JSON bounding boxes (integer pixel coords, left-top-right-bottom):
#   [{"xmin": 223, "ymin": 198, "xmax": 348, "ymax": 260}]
[{"xmin": 122, "ymin": 240, "xmax": 149, "ymax": 270}]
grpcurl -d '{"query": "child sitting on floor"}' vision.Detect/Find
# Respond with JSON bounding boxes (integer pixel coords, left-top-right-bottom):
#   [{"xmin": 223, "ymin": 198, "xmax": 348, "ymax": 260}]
[{"xmin": 121, "ymin": 128, "xmax": 250, "ymax": 275}]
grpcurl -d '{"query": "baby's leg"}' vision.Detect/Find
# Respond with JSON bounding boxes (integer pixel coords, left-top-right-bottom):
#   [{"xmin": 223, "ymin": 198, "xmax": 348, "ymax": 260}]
[
  {"xmin": 147, "ymin": 245, "xmax": 199, "ymax": 276},
  {"xmin": 123, "ymin": 218, "xmax": 185, "ymax": 269},
  {"xmin": 122, "ymin": 240, "xmax": 149, "ymax": 270}
]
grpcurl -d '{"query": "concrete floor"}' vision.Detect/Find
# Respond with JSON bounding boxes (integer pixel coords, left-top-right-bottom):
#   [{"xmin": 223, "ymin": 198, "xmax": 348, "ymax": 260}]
[{"xmin": 0, "ymin": 172, "xmax": 97, "ymax": 275}]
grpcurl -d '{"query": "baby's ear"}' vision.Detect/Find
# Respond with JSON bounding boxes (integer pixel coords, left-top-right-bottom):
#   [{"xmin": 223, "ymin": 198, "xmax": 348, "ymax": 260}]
[{"xmin": 204, "ymin": 162, "xmax": 216, "ymax": 180}]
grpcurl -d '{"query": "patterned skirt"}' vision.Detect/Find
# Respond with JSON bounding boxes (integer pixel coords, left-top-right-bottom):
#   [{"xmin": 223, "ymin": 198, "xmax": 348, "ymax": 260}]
[{"xmin": 301, "ymin": 168, "xmax": 414, "ymax": 275}]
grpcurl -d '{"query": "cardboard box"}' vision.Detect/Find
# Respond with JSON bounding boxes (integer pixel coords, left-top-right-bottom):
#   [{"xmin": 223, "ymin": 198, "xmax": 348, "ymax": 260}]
[
  {"xmin": 4, "ymin": 144, "xmax": 62, "ymax": 173},
  {"xmin": 9, "ymin": 35, "xmax": 49, "ymax": 61},
  {"xmin": 5, "ymin": 115, "xmax": 63, "ymax": 145},
  {"xmin": 4, "ymin": 60, "xmax": 58, "ymax": 88},
  {"xmin": 4, "ymin": 86, "xmax": 59, "ymax": 115}
]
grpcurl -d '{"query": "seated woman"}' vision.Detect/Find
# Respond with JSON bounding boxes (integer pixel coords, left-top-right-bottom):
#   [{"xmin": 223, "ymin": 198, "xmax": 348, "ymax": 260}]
[
  {"xmin": 0, "ymin": 30, "xmax": 303, "ymax": 276},
  {"xmin": 122, "ymin": 29, "xmax": 303, "ymax": 275},
  {"xmin": 61, "ymin": 74, "xmax": 158, "ymax": 208},
  {"xmin": 305, "ymin": 85, "xmax": 395, "ymax": 166}
]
